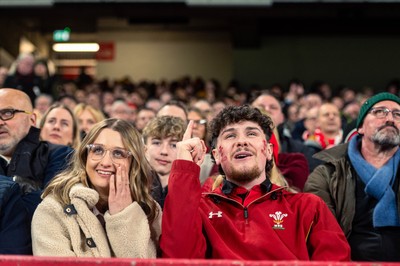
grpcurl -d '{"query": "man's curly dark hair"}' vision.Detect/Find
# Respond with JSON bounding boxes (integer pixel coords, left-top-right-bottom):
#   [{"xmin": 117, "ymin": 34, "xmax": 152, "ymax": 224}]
[{"xmin": 208, "ymin": 105, "xmax": 274, "ymax": 176}]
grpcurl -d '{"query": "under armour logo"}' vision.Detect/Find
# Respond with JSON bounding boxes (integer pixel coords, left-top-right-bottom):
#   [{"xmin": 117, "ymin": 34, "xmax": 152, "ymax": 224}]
[{"xmin": 209, "ymin": 211, "xmax": 223, "ymax": 219}]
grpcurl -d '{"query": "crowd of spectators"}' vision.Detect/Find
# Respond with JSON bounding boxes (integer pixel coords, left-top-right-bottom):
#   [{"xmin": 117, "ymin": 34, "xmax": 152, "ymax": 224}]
[{"xmin": 0, "ymin": 52, "xmax": 400, "ymax": 262}]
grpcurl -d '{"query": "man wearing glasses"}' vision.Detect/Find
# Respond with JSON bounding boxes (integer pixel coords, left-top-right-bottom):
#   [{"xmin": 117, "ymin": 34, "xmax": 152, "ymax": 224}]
[
  {"xmin": 305, "ymin": 92, "xmax": 400, "ymax": 261},
  {"xmin": 0, "ymin": 88, "xmax": 72, "ymax": 219}
]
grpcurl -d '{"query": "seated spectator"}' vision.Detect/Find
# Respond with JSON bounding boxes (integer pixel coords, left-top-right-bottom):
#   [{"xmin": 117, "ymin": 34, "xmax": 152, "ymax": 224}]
[
  {"xmin": 86, "ymin": 91, "xmax": 103, "ymax": 111},
  {"xmin": 0, "ymin": 177, "xmax": 31, "ymax": 254},
  {"xmin": 188, "ymin": 107, "xmax": 208, "ymax": 147},
  {"xmin": 342, "ymin": 100, "xmax": 361, "ymax": 124},
  {"xmin": 33, "ymin": 59, "xmax": 58, "ymax": 98},
  {"xmin": 109, "ymin": 100, "xmax": 135, "ymax": 124},
  {"xmin": 188, "ymin": 107, "xmax": 218, "ymax": 183},
  {"xmin": 301, "ymin": 106, "xmax": 319, "ymax": 142},
  {"xmin": 74, "ymin": 103, "xmax": 106, "ymax": 139},
  {"xmin": 135, "ymin": 107, "xmax": 156, "ymax": 133},
  {"xmin": 283, "ymin": 78, "xmax": 305, "ymax": 107},
  {"xmin": 192, "ymin": 99, "xmax": 212, "ymax": 122},
  {"xmin": 39, "ymin": 103, "xmax": 80, "ymax": 149},
  {"xmin": 291, "ymin": 93, "xmax": 323, "ymax": 140},
  {"xmin": 3, "ymin": 53, "xmax": 37, "ymax": 105},
  {"xmin": 0, "ymin": 88, "xmax": 73, "ymax": 218},
  {"xmin": 157, "ymin": 100, "xmax": 188, "ymax": 124},
  {"xmin": 34, "ymin": 93, "xmax": 53, "ymax": 116},
  {"xmin": 57, "ymin": 94, "xmax": 78, "ymax": 112},
  {"xmin": 32, "ymin": 118, "xmax": 161, "ymax": 257},
  {"xmin": 143, "ymin": 116, "xmax": 185, "ymax": 208},
  {"xmin": 74, "ymin": 89, "xmax": 87, "ymax": 104},
  {"xmin": 145, "ymin": 98, "xmax": 162, "ymax": 113},
  {"xmin": 161, "ymin": 105, "xmax": 350, "ymax": 260},
  {"xmin": 101, "ymin": 90, "xmax": 115, "ymax": 117},
  {"xmin": 251, "ymin": 92, "xmax": 321, "ymax": 172},
  {"xmin": 304, "ymin": 103, "xmax": 343, "ymax": 151},
  {"xmin": 33, "ymin": 93, "xmax": 54, "ymax": 127},
  {"xmin": 284, "ymin": 103, "xmax": 301, "ymax": 133},
  {"xmin": 211, "ymin": 100, "xmax": 226, "ymax": 120},
  {"xmin": 304, "ymin": 92, "xmax": 400, "ymax": 261}
]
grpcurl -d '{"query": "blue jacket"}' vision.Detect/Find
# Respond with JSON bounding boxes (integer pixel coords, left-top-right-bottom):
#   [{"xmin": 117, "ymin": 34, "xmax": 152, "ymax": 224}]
[
  {"xmin": 0, "ymin": 126, "xmax": 73, "ymax": 218},
  {"xmin": 0, "ymin": 177, "xmax": 31, "ymax": 254}
]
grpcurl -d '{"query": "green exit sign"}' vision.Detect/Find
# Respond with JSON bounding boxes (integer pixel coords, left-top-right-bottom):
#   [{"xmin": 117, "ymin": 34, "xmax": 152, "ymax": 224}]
[{"xmin": 53, "ymin": 28, "xmax": 70, "ymax": 42}]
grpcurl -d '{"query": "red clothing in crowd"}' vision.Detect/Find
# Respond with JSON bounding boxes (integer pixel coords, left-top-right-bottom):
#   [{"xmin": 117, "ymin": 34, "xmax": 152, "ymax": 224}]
[
  {"xmin": 161, "ymin": 160, "xmax": 350, "ymax": 261},
  {"xmin": 278, "ymin": 152, "xmax": 309, "ymax": 191}
]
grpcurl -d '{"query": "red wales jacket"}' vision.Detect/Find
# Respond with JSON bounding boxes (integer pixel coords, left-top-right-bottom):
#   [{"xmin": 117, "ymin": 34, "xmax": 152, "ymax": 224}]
[{"xmin": 161, "ymin": 160, "xmax": 350, "ymax": 261}]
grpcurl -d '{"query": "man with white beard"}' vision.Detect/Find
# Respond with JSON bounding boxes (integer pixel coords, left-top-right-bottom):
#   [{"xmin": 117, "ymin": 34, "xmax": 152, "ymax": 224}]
[{"xmin": 305, "ymin": 92, "xmax": 400, "ymax": 261}]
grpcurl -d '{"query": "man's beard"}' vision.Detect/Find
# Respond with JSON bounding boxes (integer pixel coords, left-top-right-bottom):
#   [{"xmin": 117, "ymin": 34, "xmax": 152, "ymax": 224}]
[
  {"xmin": 0, "ymin": 142, "xmax": 14, "ymax": 155},
  {"xmin": 371, "ymin": 122, "xmax": 400, "ymax": 150},
  {"xmin": 228, "ymin": 164, "xmax": 262, "ymax": 184}
]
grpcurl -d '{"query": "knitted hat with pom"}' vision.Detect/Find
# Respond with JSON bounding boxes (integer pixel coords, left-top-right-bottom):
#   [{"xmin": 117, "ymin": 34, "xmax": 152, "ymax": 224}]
[{"xmin": 356, "ymin": 92, "xmax": 400, "ymax": 128}]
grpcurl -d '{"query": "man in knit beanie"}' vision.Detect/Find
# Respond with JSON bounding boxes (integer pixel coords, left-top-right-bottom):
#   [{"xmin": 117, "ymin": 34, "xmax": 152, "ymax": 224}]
[{"xmin": 305, "ymin": 92, "xmax": 400, "ymax": 261}]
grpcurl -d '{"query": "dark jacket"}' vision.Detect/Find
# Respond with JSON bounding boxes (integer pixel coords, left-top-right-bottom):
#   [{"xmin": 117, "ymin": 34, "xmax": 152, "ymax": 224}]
[
  {"xmin": 304, "ymin": 144, "xmax": 356, "ymax": 237},
  {"xmin": 0, "ymin": 177, "xmax": 31, "ymax": 254},
  {"xmin": 151, "ymin": 171, "xmax": 168, "ymax": 209},
  {"xmin": 0, "ymin": 127, "xmax": 73, "ymax": 218},
  {"xmin": 304, "ymin": 143, "xmax": 400, "ymax": 261}
]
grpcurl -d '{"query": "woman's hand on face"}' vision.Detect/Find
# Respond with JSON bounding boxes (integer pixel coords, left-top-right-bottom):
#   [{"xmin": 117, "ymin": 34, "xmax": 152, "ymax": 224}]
[
  {"xmin": 176, "ymin": 120, "xmax": 207, "ymax": 166},
  {"xmin": 108, "ymin": 164, "xmax": 133, "ymax": 215}
]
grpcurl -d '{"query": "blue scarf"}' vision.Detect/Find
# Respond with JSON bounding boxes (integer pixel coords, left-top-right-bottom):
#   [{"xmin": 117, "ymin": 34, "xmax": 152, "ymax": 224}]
[{"xmin": 348, "ymin": 135, "xmax": 400, "ymax": 227}]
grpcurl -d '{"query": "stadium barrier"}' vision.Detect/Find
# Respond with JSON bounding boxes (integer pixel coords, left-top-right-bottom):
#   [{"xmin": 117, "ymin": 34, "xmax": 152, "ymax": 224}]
[{"xmin": 0, "ymin": 256, "xmax": 400, "ymax": 266}]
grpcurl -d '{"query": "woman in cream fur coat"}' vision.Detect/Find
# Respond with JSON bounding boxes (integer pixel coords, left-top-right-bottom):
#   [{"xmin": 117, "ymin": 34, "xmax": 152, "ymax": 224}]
[{"xmin": 32, "ymin": 118, "xmax": 161, "ymax": 257}]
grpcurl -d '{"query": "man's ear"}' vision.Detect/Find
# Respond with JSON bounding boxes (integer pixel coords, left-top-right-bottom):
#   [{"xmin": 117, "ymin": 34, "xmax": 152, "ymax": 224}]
[
  {"xmin": 30, "ymin": 112, "xmax": 37, "ymax": 126},
  {"xmin": 357, "ymin": 127, "xmax": 364, "ymax": 135},
  {"xmin": 266, "ymin": 143, "xmax": 273, "ymax": 161},
  {"xmin": 212, "ymin": 148, "xmax": 220, "ymax": 165}
]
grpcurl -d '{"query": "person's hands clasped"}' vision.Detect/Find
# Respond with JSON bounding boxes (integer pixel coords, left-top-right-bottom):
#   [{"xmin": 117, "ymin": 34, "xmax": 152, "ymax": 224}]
[
  {"xmin": 177, "ymin": 120, "xmax": 207, "ymax": 166},
  {"xmin": 108, "ymin": 164, "xmax": 133, "ymax": 215}
]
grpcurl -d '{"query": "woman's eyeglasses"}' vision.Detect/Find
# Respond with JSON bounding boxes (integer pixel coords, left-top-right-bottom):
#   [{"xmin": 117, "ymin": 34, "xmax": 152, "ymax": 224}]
[{"xmin": 86, "ymin": 144, "xmax": 132, "ymax": 163}]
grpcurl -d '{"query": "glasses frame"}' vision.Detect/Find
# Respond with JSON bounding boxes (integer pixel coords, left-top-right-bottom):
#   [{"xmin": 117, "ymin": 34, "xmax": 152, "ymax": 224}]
[
  {"xmin": 369, "ymin": 107, "xmax": 400, "ymax": 121},
  {"xmin": 192, "ymin": 119, "xmax": 207, "ymax": 125},
  {"xmin": 86, "ymin": 144, "xmax": 132, "ymax": 163},
  {"xmin": 0, "ymin": 108, "xmax": 32, "ymax": 121}
]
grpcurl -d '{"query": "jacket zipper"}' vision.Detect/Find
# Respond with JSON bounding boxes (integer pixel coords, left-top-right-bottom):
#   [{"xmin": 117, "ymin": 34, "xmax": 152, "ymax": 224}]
[
  {"xmin": 204, "ymin": 186, "xmax": 285, "ymax": 224},
  {"xmin": 244, "ymin": 207, "xmax": 249, "ymax": 224}
]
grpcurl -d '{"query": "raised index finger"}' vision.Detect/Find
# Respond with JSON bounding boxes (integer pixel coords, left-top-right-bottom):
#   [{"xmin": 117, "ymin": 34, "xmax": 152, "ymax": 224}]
[{"xmin": 182, "ymin": 120, "xmax": 194, "ymax": 141}]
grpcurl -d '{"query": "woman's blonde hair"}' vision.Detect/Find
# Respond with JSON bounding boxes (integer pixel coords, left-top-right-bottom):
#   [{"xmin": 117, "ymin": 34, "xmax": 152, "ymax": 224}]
[
  {"xmin": 39, "ymin": 103, "xmax": 81, "ymax": 149},
  {"xmin": 73, "ymin": 103, "xmax": 105, "ymax": 125},
  {"xmin": 42, "ymin": 118, "xmax": 158, "ymax": 224}
]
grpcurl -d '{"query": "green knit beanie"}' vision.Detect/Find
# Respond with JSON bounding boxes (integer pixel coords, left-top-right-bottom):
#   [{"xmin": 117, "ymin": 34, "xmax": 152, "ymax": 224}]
[{"xmin": 356, "ymin": 92, "xmax": 400, "ymax": 128}]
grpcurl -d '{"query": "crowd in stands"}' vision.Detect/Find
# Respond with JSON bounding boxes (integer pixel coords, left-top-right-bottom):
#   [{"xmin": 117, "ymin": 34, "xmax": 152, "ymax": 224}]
[{"xmin": 0, "ymin": 52, "xmax": 399, "ymax": 262}]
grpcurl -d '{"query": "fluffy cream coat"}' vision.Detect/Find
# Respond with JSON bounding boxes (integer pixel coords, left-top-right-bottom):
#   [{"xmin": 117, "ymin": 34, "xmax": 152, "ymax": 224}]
[{"xmin": 31, "ymin": 184, "xmax": 161, "ymax": 257}]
